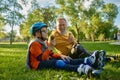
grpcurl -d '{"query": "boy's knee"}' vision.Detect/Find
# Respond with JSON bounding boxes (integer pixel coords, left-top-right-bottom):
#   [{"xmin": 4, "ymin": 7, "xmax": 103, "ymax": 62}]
[{"xmin": 55, "ymin": 60, "xmax": 65, "ymax": 68}]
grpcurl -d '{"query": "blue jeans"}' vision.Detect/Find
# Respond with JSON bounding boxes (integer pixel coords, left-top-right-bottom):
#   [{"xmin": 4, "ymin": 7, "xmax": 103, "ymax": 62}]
[{"xmin": 38, "ymin": 58, "xmax": 85, "ymax": 72}]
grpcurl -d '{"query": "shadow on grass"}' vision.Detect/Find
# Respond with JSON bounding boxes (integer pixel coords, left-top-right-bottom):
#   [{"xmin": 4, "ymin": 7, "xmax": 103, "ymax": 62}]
[{"xmin": 0, "ymin": 44, "xmax": 28, "ymax": 49}]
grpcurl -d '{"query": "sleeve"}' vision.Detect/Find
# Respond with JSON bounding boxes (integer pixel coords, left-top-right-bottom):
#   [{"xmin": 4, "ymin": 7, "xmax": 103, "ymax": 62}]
[
  {"xmin": 30, "ymin": 42, "xmax": 42, "ymax": 58},
  {"xmin": 46, "ymin": 41, "xmax": 61, "ymax": 59},
  {"xmin": 50, "ymin": 51, "xmax": 61, "ymax": 58},
  {"xmin": 41, "ymin": 48, "xmax": 52, "ymax": 60}
]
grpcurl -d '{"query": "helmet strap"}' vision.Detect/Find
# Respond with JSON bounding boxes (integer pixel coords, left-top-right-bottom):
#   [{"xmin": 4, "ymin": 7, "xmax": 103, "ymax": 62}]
[{"xmin": 39, "ymin": 30, "xmax": 46, "ymax": 41}]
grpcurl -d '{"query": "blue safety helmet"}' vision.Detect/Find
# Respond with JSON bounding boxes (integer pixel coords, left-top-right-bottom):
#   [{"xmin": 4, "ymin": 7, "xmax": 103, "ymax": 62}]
[{"xmin": 30, "ymin": 22, "xmax": 47, "ymax": 35}]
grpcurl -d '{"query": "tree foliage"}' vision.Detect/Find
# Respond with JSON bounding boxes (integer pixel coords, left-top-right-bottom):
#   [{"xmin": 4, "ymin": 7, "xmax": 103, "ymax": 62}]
[
  {"xmin": 20, "ymin": 9, "xmax": 43, "ymax": 40},
  {"xmin": 20, "ymin": 6, "xmax": 57, "ymax": 43},
  {"xmin": 56, "ymin": 0, "xmax": 118, "ymax": 41},
  {"xmin": 0, "ymin": 14, "xmax": 6, "ymax": 39},
  {"xmin": 0, "ymin": 0, "xmax": 118, "ymax": 42}
]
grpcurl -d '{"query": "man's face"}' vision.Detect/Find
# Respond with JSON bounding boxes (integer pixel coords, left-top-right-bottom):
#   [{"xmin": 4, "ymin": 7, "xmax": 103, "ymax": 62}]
[{"xmin": 56, "ymin": 19, "xmax": 67, "ymax": 34}]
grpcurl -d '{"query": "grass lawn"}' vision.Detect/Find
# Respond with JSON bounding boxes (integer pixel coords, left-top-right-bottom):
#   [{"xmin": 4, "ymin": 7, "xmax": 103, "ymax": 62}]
[{"xmin": 0, "ymin": 41, "xmax": 120, "ymax": 80}]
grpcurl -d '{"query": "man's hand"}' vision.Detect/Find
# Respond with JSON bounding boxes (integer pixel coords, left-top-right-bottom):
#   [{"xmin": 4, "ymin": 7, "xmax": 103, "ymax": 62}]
[
  {"xmin": 48, "ymin": 35, "xmax": 56, "ymax": 47},
  {"xmin": 68, "ymin": 33, "xmax": 74, "ymax": 43}
]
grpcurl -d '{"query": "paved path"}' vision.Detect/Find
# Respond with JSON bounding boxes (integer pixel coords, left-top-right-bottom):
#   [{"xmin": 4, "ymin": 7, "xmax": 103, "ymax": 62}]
[{"xmin": 110, "ymin": 42, "xmax": 120, "ymax": 45}]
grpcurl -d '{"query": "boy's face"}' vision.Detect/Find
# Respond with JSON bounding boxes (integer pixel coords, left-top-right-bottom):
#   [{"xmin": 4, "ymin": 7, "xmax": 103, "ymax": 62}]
[
  {"xmin": 35, "ymin": 27, "xmax": 48, "ymax": 39},
  {"xmin": 41, "ymin": 27, "xmax": 48, "ymax": 39},
  {"xmin": 56, "ymin": 19, "xmax": 67, "ymax": 34}
]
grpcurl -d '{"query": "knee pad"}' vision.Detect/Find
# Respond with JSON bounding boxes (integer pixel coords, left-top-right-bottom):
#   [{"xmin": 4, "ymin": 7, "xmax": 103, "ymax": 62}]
[{"xmin": 55, "ymin": 60, "xmax": 65, "ymax": 68}]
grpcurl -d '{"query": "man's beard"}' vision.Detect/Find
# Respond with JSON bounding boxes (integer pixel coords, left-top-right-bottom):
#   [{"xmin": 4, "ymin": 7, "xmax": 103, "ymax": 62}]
[{"xmin": 58, "ymin": 30, "xmax": 66, "ymax": 35}]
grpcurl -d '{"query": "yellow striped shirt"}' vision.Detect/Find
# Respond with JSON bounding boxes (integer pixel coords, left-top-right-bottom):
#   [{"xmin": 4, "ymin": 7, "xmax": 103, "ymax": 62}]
[{"xmin": 49, "ymin": 30, "xmax": 77, "ymax": 55}]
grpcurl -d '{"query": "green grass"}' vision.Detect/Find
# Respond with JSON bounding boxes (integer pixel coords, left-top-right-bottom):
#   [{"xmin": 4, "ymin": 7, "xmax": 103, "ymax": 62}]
[
  {"xmin": 81, "ymin": 41, "xmax": 120, "ymax": 55},
  {"xmin": 0, "ymin": 41, "xmax": 120, "ymax": 80}
]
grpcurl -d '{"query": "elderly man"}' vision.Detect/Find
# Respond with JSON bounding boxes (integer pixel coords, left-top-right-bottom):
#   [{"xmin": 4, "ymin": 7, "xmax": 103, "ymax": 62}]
[{"xmin": 48, "ymin": 17, "xmax": 91, "ymax": 58}]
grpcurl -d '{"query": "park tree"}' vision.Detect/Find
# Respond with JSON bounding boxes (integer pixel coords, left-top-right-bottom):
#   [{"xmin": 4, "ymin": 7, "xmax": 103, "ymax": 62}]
[
  {"xmin": 20, "ymin": 0, "xmax": 41, "ymax": 43},
  {"xmin": 56, "ymin": 0, "xmax": 103, "ymax": 41},
  {"xmin": 0, "ymin": 15, "xmax": 4, "ymax": 31},
  {"xmin": 102, "ymin": 3, "xmax": 118, "ymax": 21},
  {"xmin": 29, "ymin": 0, "xmax": 58, "ymax": 30},
  {"xmin": 20, "ymin": 9, "xmax": 43, "ymax": 43},
  {"xmin": 20, "ymin": 0, "xmax": 57, "ymax": 43},
  {"xmin": 99, "ymin": 3, "xmax": 118, "ymax": 40},
  {"xmin": 82, "ymin": 0, "xmax": 104, "ymax": 41},
  {"xmin": 41, "ymin": 6, "xmax": 58, "ymax": 30},
  {"xmin": 56, "ymin": 0, "xmax": 118, "ymax": 41},
  {"xmin": 0, "ymin": 3, "xmax": 6, "ymax": 39},
  {"xmin": 0, "ymin": 0, "xmax": 25, "ymax": 44},
  {"xmin": 56, "ymin": 0, "xmax": 86, "ymax": 41},
  {"xmin": 20, "ymin": 6, "xmax": 57, "ymax": 43},
  {"xmin": 0, "ymin": 14, "xmax": 6, "ymax": 39}
]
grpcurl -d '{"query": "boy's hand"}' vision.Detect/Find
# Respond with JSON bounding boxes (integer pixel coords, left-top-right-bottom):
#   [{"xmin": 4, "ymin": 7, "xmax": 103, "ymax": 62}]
[{"xmin": 60, "ymin": 55, "xmax": 72, "ymax": 62}]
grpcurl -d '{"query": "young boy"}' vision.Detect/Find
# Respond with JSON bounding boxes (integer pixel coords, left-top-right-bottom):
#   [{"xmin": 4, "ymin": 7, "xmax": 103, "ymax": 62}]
[{"xmin": 26, "ymin": 22, "xmax": 105, "ymax": 76}]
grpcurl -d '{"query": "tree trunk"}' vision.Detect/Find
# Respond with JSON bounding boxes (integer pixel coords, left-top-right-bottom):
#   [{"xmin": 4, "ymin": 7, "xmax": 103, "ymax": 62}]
[
  {"xmin": 75, "ymin": 24, "xmax": 80, "ymax": 43},
  {"xmin": 10, "ymin": 2, "xmax": 15, "ymax": 45},
  {"xmin": 10, "ymin": 25, "xmax": 13, "ymax": 45},
  {"xmin": 91, "ymin": 33, "xmax": 95, "ymax": 42}
]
